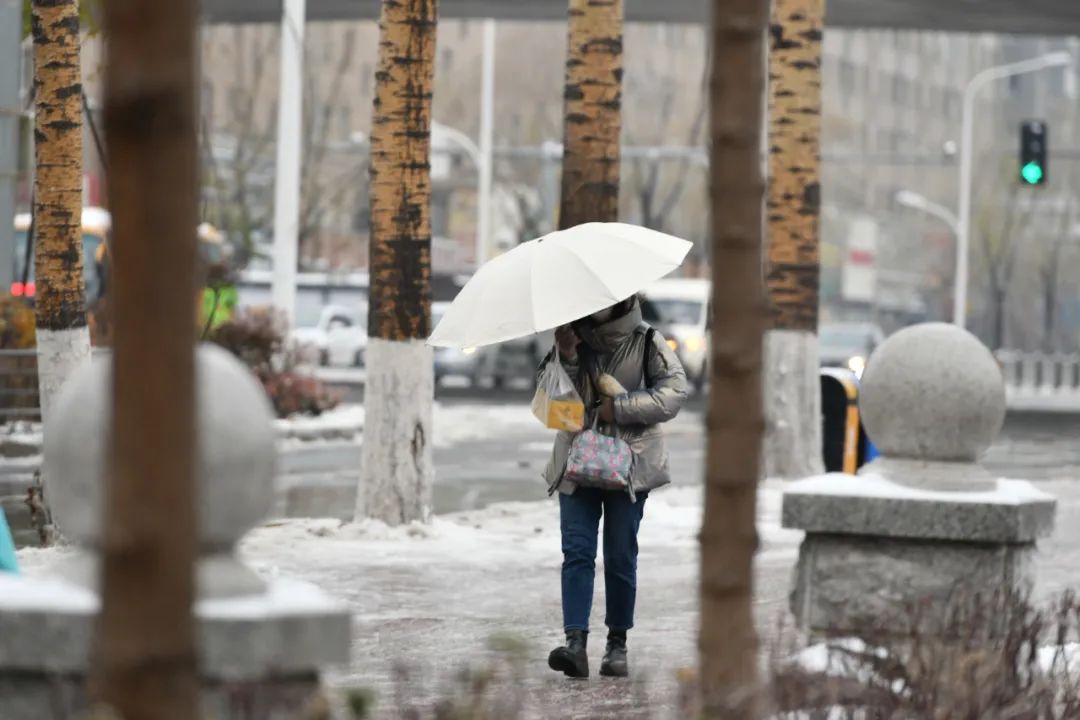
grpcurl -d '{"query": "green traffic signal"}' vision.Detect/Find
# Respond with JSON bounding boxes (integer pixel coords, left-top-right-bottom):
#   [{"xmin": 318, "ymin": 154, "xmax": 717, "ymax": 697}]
[{"xmin": 1021, "ymin": 161, "xmax": 1044, "ymax": 185}]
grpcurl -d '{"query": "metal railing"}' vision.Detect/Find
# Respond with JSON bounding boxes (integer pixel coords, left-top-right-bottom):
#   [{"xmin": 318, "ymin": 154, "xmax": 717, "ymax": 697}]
[
  {"xmin": 0, "ymin": 349, "xmax": 40, "ymax": 421},
  {"xmin": 0, "ymin": 347, "xmax": 1074, "ymax": 421},
  {"xmin": 997, "ymin": 350, "xmax": 1080, "ymax": 400}
]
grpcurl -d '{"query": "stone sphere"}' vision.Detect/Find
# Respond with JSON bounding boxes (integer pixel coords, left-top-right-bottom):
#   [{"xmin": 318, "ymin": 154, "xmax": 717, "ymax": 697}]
[
  {"xmin": 44, "ymin": 343, "xmax": 277, "ymax": 548},
  {"xmin": 859, "ymin": 323, "xmax": 1005, "ymax": 463}
]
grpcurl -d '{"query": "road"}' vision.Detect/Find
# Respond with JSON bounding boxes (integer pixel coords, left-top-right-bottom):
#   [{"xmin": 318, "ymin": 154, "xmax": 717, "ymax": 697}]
[{"xmin": 285, "ymin": 385, "xmax": 1080, "ymax": 517}]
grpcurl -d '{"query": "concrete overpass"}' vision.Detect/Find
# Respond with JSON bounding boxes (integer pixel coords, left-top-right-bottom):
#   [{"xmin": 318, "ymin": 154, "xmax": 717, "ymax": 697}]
[{"xmin": 204, "ymin": 0, "xmax": 1080, "ymax": 36}]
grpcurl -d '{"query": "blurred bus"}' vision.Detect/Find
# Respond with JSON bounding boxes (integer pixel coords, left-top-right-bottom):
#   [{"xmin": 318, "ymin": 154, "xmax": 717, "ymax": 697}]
[
  {"xmin": 13, "ymin": 208, "xmax": 229, "ymax": 307},
  {"xmin": 13, "ymin": 209, "xmax": 231, "ymax": 342},
  {"xmin": 13, "ymin": 206, "xmax": 111, "ymax": 306}
]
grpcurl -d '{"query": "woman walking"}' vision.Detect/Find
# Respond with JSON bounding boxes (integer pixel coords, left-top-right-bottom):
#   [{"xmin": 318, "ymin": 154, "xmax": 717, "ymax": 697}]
[{"xmin": 540, "ymin": 295, "xmax": 687, "ymax": 678}]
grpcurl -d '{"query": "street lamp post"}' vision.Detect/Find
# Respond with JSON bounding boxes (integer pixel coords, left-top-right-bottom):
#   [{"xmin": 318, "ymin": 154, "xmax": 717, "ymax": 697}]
[
  {"xmin": 429, "ymin": 21, "xmax": 496, "ymax": 272},
  {"xmin": 896, "ymin": 190, "xmax": 960, "ymax": 236},
  {"xmin": 476, "ymin": 19, "xmax": 495, "ymax": 268},
  {"xmin": 271, "ymin": 0, "xmax": 306, "ymax": 326},
  {"xmin": 895, "ymin": 189, "xmax": 961, "ymax": 320},
  {"xmin": 955, "ymin": 51, "xmax": 1071, "ymax": 328}
]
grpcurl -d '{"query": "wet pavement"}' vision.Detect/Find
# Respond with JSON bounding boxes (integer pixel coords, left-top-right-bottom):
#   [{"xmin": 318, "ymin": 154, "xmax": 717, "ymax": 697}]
[{"xmin": 256, "ymin": 399, "xmax": 1080, "ymax": 719}]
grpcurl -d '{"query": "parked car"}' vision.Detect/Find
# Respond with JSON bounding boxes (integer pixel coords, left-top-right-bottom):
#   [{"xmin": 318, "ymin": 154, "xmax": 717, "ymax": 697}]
[
  {"xmin": 818, "ymin": 321, "xmax": 885, "ymax": 378},
  {"xmin": 291, "ymin": 303, "xmax": 368, "ymax": 367},
  {"xmin": 432, "ymin": 301, "xmax": 495, "ymax": 386},
  {"xmin": 641, "ymin": 279, "xmax": 710, "ymax": 390},
  {"xmin": 489, "ymin": 329, "xmax": 554, "ymax": 389}
]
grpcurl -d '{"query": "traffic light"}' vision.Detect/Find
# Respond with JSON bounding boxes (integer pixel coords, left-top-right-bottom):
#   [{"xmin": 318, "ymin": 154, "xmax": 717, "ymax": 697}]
[{"xmin": 1019, "ymin": 120, "xmax": 1048, "ymax": 186}]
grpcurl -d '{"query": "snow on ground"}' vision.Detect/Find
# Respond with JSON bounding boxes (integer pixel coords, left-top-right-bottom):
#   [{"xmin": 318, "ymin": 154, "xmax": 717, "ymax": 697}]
[
  {"xmin": 250, "ymin": 485, "xmax": 679, "ymax": 572},
  {"xmin": 433, "ymin": 402, "xmax": 547, "ymax": 448},
  {"xmin": 241, "ymin": 480, "xmax": 793, "ymax": 576},
  {"xmin": 0, "ymin": 420, "xmax": 44, "ymax": 454},
  {"xmin": 17, "ymin": 482, "xmax": 796, "ymax": 627},
  {"xmin": 272, "ymin": 402, "xmax": 543, "ymax": 448},
  {"xmin": 14, "ymin": 481, "xmax": 799, "ymax": 717},
  {"xmin": 788, "ymin": 472, "xmax": 1055, "ymax": 504},
  {"xmin": 16, "ymin": 480, "xmax": 793, "ymax": 578}
]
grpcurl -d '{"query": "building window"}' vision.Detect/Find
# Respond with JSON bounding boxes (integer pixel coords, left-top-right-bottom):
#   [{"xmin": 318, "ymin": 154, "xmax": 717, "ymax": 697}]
[
  {"xmin": 840, "ymin": 59, "xmax": 857, "ymax": 97},
  {"xmin": 944, "ymin": 90, "xmax": 960, "ymax": 120},
  {"xmin": 339, "ymin": 107, "xmax": 350, "ymax": 138},
  {"xmin": 361, "ymin": 63, "xmax": 372, "ymax": 96},
  {"xmin": 891, "ymin": 74, "xmax": 905, "ymax": 104}
]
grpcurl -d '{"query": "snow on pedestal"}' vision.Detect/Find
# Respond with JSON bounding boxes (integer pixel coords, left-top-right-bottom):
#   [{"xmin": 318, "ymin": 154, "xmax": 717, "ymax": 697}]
[
  {"xmin": 783, "ymin": 323, "xmax": 1058, "ymax": 640},
  {"xmin": 0, "ymin": 345, "xmax": 350, "ymax": 720}
]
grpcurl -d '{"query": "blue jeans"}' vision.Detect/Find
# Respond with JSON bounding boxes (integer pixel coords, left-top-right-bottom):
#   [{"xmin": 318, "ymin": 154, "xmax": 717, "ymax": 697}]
[{"xmin": 559, "ymin": 488, "xmax": 647, "ymax": 633}]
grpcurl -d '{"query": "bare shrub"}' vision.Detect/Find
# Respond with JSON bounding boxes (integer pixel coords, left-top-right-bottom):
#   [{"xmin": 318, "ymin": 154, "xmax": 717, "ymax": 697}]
[
  {"xmin": 770, "ymin": 589, "xmax": 1080, "ymax": 719},
  {"xmin": 207, "ymin": 306, "xmax": 338, "ymax": 418}
]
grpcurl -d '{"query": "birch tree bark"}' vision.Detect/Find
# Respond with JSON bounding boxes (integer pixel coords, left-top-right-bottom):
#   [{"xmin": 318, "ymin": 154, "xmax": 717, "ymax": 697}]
[
  {"xmin": 30, "ymin": 0, "xmax": 92, "ymax": 427},
  {"xmin": 765, "ymin": 0, "xmax": 826, "ymax": 479},
  {"xmin": 558, "ymin": 0, "xmax": 623, "ymax": 227},
  {"xmin": 698, "ymin": 0, "xmax": 769, "ymax": 716},
  {"xmin": 357, "ymin": 0, "xmax": 438, "ymax": 526},
  {"xmin": 95, "ymin": 0, "xmax": 200, "ymax": 717}
]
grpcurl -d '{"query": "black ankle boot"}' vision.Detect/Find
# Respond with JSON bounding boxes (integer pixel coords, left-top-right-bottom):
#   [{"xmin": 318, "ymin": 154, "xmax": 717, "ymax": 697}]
[
  {"xmin": 548, "ymin": 629, "xmax": 589, "ymax": 678},
  {"xmin": 600, "ymin": 630, "xmax": 628, "ymax": 677}
]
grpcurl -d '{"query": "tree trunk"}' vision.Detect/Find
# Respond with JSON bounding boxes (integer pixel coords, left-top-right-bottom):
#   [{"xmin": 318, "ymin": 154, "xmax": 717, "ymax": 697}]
[
  {"xmin": 95, "ymin": 0, "xmax": 200, "ymax": 717},
  {"xmin": 1041, "ymin": 244, "xmax": 1061, "ymax": 353},
  {"xmin": 992, "ymin": 287, "xmax": 1006, "ymax": 351},
  {"xmin": 31, "ymin": 0, "xmax": 91, "ymax": 426},
  {"xmin": 357, "ymin": 0, "xmax": 437, "ymax": 526},
  {"xmin": 698, "ymin": 0, "xmax": 769, "ymax": 717},
  {"xmin": 764, "ymin": 0, "xmax": 825, "ymax": 480},
  {"xmin": 558, "ymin": 0, "xmax": 623, "ymax": 228},
  {"xmin": 1042, "ymin": 274, "xmax": 1056, "ymax": 353}
]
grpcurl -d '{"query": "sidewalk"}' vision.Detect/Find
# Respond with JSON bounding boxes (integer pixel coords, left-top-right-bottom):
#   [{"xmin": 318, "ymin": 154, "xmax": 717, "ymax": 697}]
[
  {"xmin": 16, "ymin": 481, "xmax": 798, "ymax": 719},
  {"xmin": 14, "ymin": 474, "xmax": 1080, "ymax": 718}
]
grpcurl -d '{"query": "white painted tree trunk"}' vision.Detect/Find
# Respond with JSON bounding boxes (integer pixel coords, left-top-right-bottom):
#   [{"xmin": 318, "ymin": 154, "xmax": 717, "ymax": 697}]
[
  {"xmin": 36, "ymin": 326, "xmax": 92, "ymax": 429},
  {"xmin": 764, "ymin": 329, "xmax": 823, "ymax": 479},
  {"xmin": 356, "ymin": 337, "xmax": 434, "ymax": 525}
]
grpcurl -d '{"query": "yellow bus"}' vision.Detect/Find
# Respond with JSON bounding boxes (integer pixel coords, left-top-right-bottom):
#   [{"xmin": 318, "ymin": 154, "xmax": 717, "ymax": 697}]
[
  {"xmin": 13, "ymin": 206, "xmax": 111, "ymax": 305},
  {"xmin": 13, "ymin": 208, "xmax": 232, "ymax": 333}
]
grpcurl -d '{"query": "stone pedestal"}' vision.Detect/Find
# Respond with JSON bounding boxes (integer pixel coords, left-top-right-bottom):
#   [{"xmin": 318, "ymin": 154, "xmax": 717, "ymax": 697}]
[
  {"xmin": 785, "ymin": 474, "xmax": 1055, "ymax": 637},
  {"xmin": 784, "ymin": 323, "xmax": 1058, "ymax": 640},
  {"xmin": 0, "ymin": 345, "xmax": 351, "ymax": 719},
  {"xmin": 0, "ymin": 574, "xmax": 349, "ymax": 719}
]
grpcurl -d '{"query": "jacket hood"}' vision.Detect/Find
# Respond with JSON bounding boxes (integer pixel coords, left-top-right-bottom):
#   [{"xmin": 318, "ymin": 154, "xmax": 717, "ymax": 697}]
[{"xmin": 575, "ymin": 298, "xmax": 642, "ymax": 353}]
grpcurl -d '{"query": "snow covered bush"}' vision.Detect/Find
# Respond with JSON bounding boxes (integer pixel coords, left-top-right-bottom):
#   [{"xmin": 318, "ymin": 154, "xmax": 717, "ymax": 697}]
[
  {"xmin": 769, "ymin": 589, "xmax": 1080, "ymax": 719},
  {"xmin": 208, "ymin": 306, "xmax": 338, "ymax": 418}
]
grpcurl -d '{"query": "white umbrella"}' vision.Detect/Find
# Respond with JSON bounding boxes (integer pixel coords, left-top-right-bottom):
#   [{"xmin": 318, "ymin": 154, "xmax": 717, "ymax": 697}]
[{"xmin": 428, "ymin": 222, "xmax": 692, "ymax": 350}]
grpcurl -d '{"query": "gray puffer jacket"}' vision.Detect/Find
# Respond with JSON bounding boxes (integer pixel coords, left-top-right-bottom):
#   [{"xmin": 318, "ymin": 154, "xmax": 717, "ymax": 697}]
[{"xmin": 539, "ymin": 300, "xmax": 688, "ymax": 496}]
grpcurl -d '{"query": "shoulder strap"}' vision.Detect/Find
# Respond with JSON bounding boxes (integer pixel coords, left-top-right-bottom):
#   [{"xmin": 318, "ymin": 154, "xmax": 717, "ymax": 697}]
[{"xmin": 642, "ymin": 325, "xmax": 656, "ymax": 388}]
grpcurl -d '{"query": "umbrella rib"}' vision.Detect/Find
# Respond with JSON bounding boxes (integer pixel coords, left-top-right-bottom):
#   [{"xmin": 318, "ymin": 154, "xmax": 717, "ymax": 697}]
[{"xmin": 535, "ymin": 241, "xmax": 624, "ymax": 329}]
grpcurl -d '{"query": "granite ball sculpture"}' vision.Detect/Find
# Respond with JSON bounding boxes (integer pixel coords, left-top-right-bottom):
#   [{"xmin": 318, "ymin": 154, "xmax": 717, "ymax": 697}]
[
  {"xmin": 43, "ymin": 343, "xmax": 276, "ymax": 597},
  {"xmin": 860, "ymin": 322, "xmax": 1006, "ymax": 464}
]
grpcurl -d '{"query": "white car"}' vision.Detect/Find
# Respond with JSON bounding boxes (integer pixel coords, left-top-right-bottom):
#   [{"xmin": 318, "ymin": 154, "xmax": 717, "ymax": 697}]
[
  {"xmin": 819, "ymin": 321, "xmax": 885, "ymax": 379},
  {"xmin": 431, "ymin": 301, "xmax": 496, "ymax": 386},
  {"xmin": 291, "ymin": 304, "xmax": 368, "ymax": 367},
  {"xmin": 641, "ymin": 279, "xmax": 710, "ymax": 390}
]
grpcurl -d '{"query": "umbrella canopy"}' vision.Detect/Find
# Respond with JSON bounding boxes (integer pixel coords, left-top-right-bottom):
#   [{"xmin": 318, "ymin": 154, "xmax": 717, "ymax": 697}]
[{"xmin": 428, "ymin": 222, "xmax": 692, "ymax": 349}]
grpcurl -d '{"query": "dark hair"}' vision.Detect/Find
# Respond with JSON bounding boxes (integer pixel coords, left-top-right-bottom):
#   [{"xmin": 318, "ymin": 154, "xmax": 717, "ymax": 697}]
[{"xmin": 570, "ymin": 296, "xmax": 637, "ymax": 334}]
